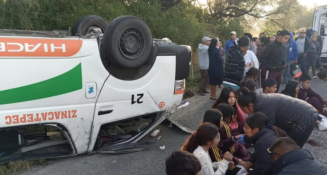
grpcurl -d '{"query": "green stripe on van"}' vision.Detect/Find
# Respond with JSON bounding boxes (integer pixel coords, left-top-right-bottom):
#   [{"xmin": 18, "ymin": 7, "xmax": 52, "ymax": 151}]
[{"xmin": 0, "ymin": 63, "xmax": 82, "ymax": 105}]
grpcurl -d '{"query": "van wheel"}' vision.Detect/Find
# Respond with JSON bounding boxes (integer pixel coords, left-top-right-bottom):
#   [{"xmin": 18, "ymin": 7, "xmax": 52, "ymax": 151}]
[
  {"xmin": 72, "ymin": 15, "xmax": 108, "ymax": 36},
  {"xmin": 102, "ymin": 16, "xmax": 153, "ymax": 68}
]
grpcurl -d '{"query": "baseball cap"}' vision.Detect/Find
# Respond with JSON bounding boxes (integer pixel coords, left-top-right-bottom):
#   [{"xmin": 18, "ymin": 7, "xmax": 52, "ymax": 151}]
[
  {"xmin": 202, "ymin": 36, "xmax": 211, "ymax": 43},
  {"xmin": 231, "ymin": 31, "xmax": 237, "ymax": 35}
]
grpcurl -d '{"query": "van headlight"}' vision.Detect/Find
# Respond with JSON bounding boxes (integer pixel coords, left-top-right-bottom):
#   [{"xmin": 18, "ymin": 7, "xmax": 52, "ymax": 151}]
[{"xmin": 174, "ymin": 80, "xmax": 185, "ymax": 94}]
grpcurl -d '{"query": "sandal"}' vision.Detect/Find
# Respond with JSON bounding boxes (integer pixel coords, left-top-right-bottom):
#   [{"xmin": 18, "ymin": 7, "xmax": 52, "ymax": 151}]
[{"xmin": 210, "ymin": 97, "xmax": 218, "ymax": 100}]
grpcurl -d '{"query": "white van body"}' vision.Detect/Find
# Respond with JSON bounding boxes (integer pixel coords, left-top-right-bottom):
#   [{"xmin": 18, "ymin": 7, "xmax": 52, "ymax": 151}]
[
  {"xmin": 313, "ymin": 5, "xmax": 327, "ymax": 63},
  {"xmin": 0, "ymin": 17, "xmax": 190, "ymax": 162}
]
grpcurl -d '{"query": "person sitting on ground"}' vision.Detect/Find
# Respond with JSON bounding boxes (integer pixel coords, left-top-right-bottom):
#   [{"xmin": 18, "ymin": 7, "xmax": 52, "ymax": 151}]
[
  {"xmin": 181, "ymin": 123, "xmax": 233, "ymax": 175},
  {"xmin": 263, "ymin": 78, "xmax": 277, "ymax": 94},
  {"xmin": 236, "ymin": 112, "xmax": 287, "ymax": 175},
  {"xmin": 263, "ymin": 137, "xmax": 327, "ymax": 175},
  {"xmin": 241, "ymin": 80, "xmax": 261, "ymax": 95},
  {"xmin": 298, "ymin": 74, "xmax": 327, "ymax": 116},
  {"xmin": 244, "ymin": 68, "xmax": 261, "ymax": 94},
  {"xmin": 236, "ymin": 87, "xmax": 318, "ymax": 148},
  {"xmin": 165, "ymin": 151, "xmax": 201, "ymax": 175},
  {"xmin": 212, "ymin": 87, "xmax": 245, "ymax": 132},
  {"xmin": 216, "ymin": 104, "xmax": 245, "ymax": 136},
  {"xmin": 318, "ymin": 71, "xmax": 327, "ymax": 81},
  {"xmin": 281, "ymin": 80, "xmax": 327, "ymax": 131},
  {"xmin": 202, "ymin": 109, "xmax": 249, "ymax": 173},
  {"xmin": 224, "ymin": 36, "xmax": 249, "ymax": 84}
]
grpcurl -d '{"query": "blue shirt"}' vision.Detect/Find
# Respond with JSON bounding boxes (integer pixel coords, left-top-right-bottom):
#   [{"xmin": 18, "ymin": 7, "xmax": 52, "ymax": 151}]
[{"xmin": 225, "ymin": 39, "xmax": 235, "ymax": 54}]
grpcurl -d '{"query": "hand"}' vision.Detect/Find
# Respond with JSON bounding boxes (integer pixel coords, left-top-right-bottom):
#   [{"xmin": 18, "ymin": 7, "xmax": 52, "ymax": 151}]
[
  {"xmin": 304, "ymin": 53, "xmax": 307, "ymax": 57},
  {"xmin": 293, "ymin": 60, "xmax": 298, "ymax": 64},
  {"xmin": 235, "ymin": 134, "xmax": 243, "ymax": 140},
  {"xmin": 228, "ymin": 161, "xmax": 235, "ymax": 169},
  {"xmin": 238, "ymin": 159, "xmax": 246, "ymax": 165},
  {"xmin": 223, "ymin": 151, "xmax": 233, "ymax": 161},
  {"xmin": 249, "ymin": 61, "xmax": 254, "ymax": 67},
  {"xmin": 236, "ymin": 167, "xmax": 247, "ymax": 175},
  {"xmin": 323, "ymin": 107, "xmax": 327, "ymax": 113}
]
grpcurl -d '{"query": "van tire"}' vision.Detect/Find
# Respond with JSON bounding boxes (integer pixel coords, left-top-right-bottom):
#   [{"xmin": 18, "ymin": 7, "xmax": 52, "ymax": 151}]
[
  {"xmin": 102, "ymin": 16, "xmax": 153, "ymax": 68},
  {"xmin": 72, "ymin": 15, "xmax": 108, "ymax": 36}
]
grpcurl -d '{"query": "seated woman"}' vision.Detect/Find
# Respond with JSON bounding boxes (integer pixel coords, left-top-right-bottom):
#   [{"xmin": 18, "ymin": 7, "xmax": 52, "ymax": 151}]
[
  {"xmin": 236, "ymin": 112, "xmax": 287, "ymax": 175},
  {"xmin": 213, "ymin": 87, "xmax": 245, "ymax": 133},
  {"xmin": 202, "ymin": 109, "xmax": 249, "ymax": 165},
  {"xmin": 181, "ymin": 123, "xmax": 233, "ymax": 175},
  {"xmin": 281, "ymin": 81, "xmax": 327, "ymax": 131},
  {"xmin": 216, "ymin": 104, "xmax": 245, "ymax": 136}
]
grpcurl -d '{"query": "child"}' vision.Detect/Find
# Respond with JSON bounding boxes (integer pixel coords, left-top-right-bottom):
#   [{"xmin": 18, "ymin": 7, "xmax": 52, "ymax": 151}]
[
  {"xmin": 181, "ymin": 123, "xmax": 233, "ymax": 175},
  {"xmin": 202, "ymin": 109, "xmax": 249, "ymax": 165},
  {"xmin": 165, "ymin": 151, "xmax": 201, "ymax": 175},
  {"xmin": 216, "ymin": 104, "xmax": 245, "ymax": 136},
  {"xmin": 262, "ymin": 78, "xmax": 277, "ymax": 94}
]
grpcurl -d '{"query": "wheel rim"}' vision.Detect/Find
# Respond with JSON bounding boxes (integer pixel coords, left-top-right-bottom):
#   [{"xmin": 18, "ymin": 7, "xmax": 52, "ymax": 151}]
[
  {"xmin": 85, "ymin": 25, "xmax": 103, "ymax": 35},
  {"xmin": 119, "ymin": 28, "xmax": 144, "ymax": 60}
]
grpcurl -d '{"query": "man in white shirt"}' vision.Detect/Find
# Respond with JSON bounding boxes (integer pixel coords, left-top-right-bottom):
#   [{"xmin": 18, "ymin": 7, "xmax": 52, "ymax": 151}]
[{"xmin": 198, "ymin": 36, "xmax": 211, "ymax": 95}]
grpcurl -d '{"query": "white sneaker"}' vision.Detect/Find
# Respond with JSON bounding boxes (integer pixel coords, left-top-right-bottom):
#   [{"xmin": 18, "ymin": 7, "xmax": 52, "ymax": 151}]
[
  {"xmin": 319, "ymin": 114, "xmax": 327, "ymax": 120},
  {"xmin": 318, "ymin": 119, "xmax": 327, "ymax": 131}
]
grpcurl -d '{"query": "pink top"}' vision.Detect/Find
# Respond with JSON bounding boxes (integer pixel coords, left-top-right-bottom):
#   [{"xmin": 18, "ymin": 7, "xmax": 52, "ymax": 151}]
[{"xmin": 228, "ymin": 102, "xmax": 246, "ymax": 131}]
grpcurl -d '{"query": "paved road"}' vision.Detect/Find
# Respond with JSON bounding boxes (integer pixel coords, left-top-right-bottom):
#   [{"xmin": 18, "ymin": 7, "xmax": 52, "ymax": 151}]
[{"xmin": 18, "ymin": 79, "xmax": 327, "ymax": 175}]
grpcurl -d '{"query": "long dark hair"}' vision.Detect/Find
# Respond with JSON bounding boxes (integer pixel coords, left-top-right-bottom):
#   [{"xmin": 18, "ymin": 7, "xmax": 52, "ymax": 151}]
[
  {"xmin": 202, "ymin": 109, "xmax": 223, "ymax": 129},
  {"xmin": 213, "ymin": 87, "xmax": 237, "ymax": 112},
  {"xmin": 216, "ymin": 103, "xmax": 235, "ymax": 122},
  {"xmin": 181, "ymin": 123, "xmax": 219, "ymax": 153},
  {"xmin": 260, "ymin": 37, "xmax": 269, "ymax": 46},
  {"xmin": 208, "ymin": 38, "xmax": 218, "ymax": 53},
  {"xmin": 246, "ymin": 112, "xmax": 287, "ymax": 137},
  {"xmin": 281, "ymin": 81, "xmax": 298, "ymax": 97},
  {"xmin": 237, "ymin": 87, "xmax": 256, "ymax": 107}
]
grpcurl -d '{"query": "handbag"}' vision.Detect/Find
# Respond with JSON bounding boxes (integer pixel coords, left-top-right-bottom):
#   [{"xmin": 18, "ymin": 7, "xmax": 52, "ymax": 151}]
[{"xmin": 290, "ymin": 63, "xmax": 302, "ymax": 79}]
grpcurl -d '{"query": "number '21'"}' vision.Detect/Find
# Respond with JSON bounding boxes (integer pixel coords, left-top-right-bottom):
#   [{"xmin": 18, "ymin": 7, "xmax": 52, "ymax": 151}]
[{"xmin": 131, "ymin": 94, "xmax": 144, "ymax": 104}]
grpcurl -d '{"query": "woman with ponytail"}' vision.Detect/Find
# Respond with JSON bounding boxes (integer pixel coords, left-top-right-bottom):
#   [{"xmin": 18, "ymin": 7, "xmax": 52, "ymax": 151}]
[
  {"xmin": 236, "ymin": 87, "xmax": 318, "ymax": 148},
  {"xmin": 202, "ymin": 109, "xmax": 249, "ymax": 167},
  {"xmin": 236, "ymin": 112, "xmax": 287, "ymax": 175},
  {"xmin": 181, "ymin": 123, "xmax": 233, "ymax": 175}
]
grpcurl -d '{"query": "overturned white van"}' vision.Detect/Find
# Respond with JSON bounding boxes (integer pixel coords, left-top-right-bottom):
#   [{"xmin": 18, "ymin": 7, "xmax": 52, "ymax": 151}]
[{"xmin": 0, "ymin": 15, "xmax": 191, "ymax": 162}]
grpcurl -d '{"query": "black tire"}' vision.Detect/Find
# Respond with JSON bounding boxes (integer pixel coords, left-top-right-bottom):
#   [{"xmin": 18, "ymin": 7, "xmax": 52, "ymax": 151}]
[
  {"xmin": 72, "ymin": 15, "xmax": 108, "ymax": 36},
  {"xmin": 102, "ymin": 16, "xmax": 153, "ymax": 68}
]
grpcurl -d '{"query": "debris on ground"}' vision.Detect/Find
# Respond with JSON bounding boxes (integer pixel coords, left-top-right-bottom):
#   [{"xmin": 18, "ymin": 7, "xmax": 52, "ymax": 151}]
[
  {"xmin": 177, "ymin": 101, "xmax": 190, "ymax": 110},
  {"xmin": 159, "ymin": 145, "xmax": 166, "ymax": 150},
  {"xmin": 150, "ymin": 127, "xmax": 161, "ymax": 138},
  {"xmin": 157, "ymin": 136, "xmax": 162, "ymax": 141}
]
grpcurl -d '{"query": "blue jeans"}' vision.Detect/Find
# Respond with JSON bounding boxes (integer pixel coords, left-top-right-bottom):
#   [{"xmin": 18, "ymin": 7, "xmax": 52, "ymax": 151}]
[
  {"xmin": 283, "ymin": 61, "xmax": 293, "ymax": 82},
  {"xmin": 298, "ymin": 54, "xmax": 308, "ymax": 75}
]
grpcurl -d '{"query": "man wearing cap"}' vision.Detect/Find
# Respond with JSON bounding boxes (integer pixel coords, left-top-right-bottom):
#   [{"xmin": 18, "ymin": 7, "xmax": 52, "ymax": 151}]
[
  {"xmin": 197, "ymin": 36, "xmax": 211, "ymax": 95},
  {"xmin": 225, "ymin": 31, "xmax": 238, "ymax": 55},
  {"xmin": 295, "ymin": 28, "xmax": 311, "ymax": 75}
]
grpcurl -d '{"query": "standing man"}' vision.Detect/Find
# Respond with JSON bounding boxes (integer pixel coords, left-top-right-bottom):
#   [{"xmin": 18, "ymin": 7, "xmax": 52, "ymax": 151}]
[
  {"xmin": 260, "ymin": 30, "xmax": 290, "ymax": 92},
  {"xmin": 282, "ymin": 32, "xmax": 298, "ymax": 83},
  {"xmin": 197, "ymin": 36, "xmax": 211, "ymax": 96},
  {"xmin": 295, "ymin": 28, "xmax": 311, "ymax": 75},
  {"xmin": 225, "ymin": 31, "xmax": 237, "ymax": 55},
  {"xmin": 244, "ymin": 33, "xmax": 257, "ymax": 54}
]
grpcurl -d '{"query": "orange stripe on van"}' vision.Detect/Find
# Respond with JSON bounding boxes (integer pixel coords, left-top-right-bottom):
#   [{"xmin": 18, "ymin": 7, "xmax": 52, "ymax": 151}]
[
  {"xmin": 0, "ymin": 38, "xmax": 82, "ymax": 57},
  {"xmin": 174, "ymin": 89, "xmax": 185, "ymax": 95}
]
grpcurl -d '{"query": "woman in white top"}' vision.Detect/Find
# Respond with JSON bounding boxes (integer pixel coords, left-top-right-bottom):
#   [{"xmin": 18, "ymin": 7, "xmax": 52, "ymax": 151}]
[
  {"xmin": 243, "ymin": 50, "xmax": 259, "ymax": 76},
  {"xmin": 181, "ymin": 123, "xmax": 233, "ymax": 175}
]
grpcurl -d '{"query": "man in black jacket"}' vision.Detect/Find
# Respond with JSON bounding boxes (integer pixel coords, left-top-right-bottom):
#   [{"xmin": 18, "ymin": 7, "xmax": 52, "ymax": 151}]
[
  {"xmin": 295, "ymin": 28, "xmax": 311, "ymax": 75},
  {"xmin": 263, "ymin": 137, "xmax": 327, "ymax": 175},
  {"xmin": 260, "ymin": 30, "xmax": 290, "ymax": 92}
]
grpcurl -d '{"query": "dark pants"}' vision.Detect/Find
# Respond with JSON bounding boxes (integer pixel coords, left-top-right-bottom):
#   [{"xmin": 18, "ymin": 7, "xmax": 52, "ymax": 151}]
[
  {"xmin": 261, "ymin": 67, "xmax": 282, "ymax": 92},
  {"xmin": 316, "ymin": 56, "xmax": 323, "ymax": 69},
  {"xmin": 287, "ymin": 121, "xmax": 315, "ymax": 148},
  {"xmin": 307, "ymin": 96, "xmax": 327, "ymax": 117},
  {"xmin": 198, "ymin": 69, "xmax": 208, "ymax": 93},
  {"xmin": 298, "ymin": 54, "xmax": 308, "ymax": 75},
  {"xmin": 307, "ymin": 57, "xmax": 317, "ymax": 76}
]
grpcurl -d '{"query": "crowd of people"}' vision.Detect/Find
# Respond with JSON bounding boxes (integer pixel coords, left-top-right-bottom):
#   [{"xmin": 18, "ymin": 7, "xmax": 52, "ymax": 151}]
[{"xmin": 164, "ymin": 29, "xmax": 327, "ymax": 175}]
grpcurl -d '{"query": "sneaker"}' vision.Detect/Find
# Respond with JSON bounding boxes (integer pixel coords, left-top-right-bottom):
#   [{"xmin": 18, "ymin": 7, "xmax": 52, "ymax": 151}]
[
  {"xmin": 203, "ymin": 90, "xmax": 210, "ymax": 94},
  {"xmin": 318, "ymin": 119, "xmax": 327, "ymax": 131}
]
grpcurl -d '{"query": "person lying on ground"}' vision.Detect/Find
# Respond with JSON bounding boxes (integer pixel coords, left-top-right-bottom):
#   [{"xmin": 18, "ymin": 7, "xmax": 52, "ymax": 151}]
[
  {"xmin": 202, "ymin": 109, "xmax": 249, "ymax": 172},
  {"xmin": 281, "ymin": 80, "xmax": 327, "ymax": 130},
  {"xmin": 236, "ymin": 112, "xmax": 287, "ymax": 175},
  {"xmin": 165, "ymin": 151, "xmax": 201, "ymax": 175},
  {"xmin": 212, "ymin": 87, "xmax": 245, "ymax": 132},
  {"xmin": 181, "ymin": 123, "xmax": 233, "ymax": 175},
  {"xmin": 236, "ymin": 87, "xmax": 318, "ymax": 148},
  {"xmin": 263, "ymin": 137, "xmax": 327, "ymax": 175},
  {"xmin": 262, "ymin": 78, "xmax": 277, "ymax": 94}
]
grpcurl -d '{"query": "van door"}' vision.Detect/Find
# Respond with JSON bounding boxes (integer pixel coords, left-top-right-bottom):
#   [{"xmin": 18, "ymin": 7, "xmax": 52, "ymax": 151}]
[{"xmin": 88, "ymin": 55, "xmax": 176, "ymax": 152}]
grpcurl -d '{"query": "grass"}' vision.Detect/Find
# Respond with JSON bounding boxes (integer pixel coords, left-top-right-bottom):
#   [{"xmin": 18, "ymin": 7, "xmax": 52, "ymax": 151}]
[
  {"xmin": 0, "ymin": 160, "xmax": 47, "ymax": 175},
  {"xmin": 183, "ymin": 49, "xmax": 201, "ymax": 99}
]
